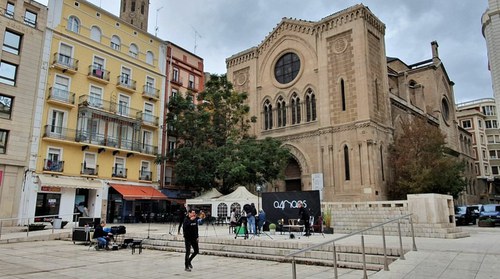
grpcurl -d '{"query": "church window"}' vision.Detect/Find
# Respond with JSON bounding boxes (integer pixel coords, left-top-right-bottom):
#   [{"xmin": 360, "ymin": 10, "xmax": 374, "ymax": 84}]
[
  {"xmin": 131, "ymin": 1, "xmax": 135, "ymax": 11},
  {"xmin": 263, "ymin": 100, "xmax": 273, "ymax": 130},
  {"xmin": 274, "ymin": 52, "xmax": 300, "ymax": 84},
  {"xmin": 306, "ymin": 89, "xmax": 316, "ymax": 122},
  {"xmin": 141, "ymin": 2, "xmax": 145, "ymax": 14},
  {"xmin": 277, "ymin": 96, "xmax": 286, "ymax": 127},
  {"xmin": 344, "ymin": 145, "xmax": 350, "ymax": 181},
  {"xmin": 291, "ymin": 93, "xmax": 301, "ymax": 124},
  {"xmin": 341, "ymin": 79, "xmax": 346, "ymax": 111}
]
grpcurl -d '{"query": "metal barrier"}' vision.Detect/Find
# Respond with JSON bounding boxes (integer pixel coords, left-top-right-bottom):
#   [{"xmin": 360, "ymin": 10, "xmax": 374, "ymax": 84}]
[
  {"xmin": 0, "ymin": 213, "xmax": 80, "ymax": 240},
  {"xmin": 285, "ymin": 214, "xmax": 417, "ymax": 279}
]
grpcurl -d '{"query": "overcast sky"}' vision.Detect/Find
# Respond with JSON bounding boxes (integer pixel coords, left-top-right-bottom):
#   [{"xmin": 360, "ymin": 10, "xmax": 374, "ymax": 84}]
[{"xmin": 38, "ymin": 0, "xmax": 492, "ymax": 104}]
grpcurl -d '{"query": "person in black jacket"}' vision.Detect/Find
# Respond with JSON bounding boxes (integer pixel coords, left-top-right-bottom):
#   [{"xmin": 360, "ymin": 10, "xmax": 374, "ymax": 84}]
[
  {"xmin": 93, "ymin": 220, "xmax": 111, "ymax": 250},
  {"xmin": 183, "ymin": 209, "xmax": 199, "ymax": 272},
  {"xmin": 298, "ymin": 201, "xmax": 311, "ymax": 236}
]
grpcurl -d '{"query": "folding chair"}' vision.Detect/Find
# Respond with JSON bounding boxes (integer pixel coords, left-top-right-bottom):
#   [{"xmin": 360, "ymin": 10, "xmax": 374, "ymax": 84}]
[{"xmin": 87, "ymin": 231, "xmax": 98, "ymax": 251}]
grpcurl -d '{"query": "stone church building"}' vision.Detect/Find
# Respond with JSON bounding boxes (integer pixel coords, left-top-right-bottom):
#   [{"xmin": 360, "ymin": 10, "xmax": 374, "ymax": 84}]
[{"xmin": 226, "ymin": 4, "xmax": 475, "ymax": 202}]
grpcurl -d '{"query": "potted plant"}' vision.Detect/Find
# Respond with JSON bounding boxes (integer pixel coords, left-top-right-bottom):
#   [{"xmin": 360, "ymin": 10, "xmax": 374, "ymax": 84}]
[
  {"xmin": 478, "ymin": 217, "xmax": 496, "ymax": 227},
  {"xmin": 323, "ymin": 209, "xmax": 334, "ymax": 234},
  {"xmin": 269, "ymin": 223, "xmax": 276, "ymax": 235}
]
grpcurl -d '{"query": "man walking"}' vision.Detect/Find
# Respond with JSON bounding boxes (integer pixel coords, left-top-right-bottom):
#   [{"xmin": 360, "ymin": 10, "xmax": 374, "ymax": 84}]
[{"xmin": 183, "ymin": 209, "xmax": 199, "ymax": 272}]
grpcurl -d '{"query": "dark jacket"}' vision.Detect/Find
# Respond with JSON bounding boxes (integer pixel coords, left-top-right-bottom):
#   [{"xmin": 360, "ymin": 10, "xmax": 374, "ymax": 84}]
[
  {"xmin": 298, "ymin": 207, "xmax": 310, "ymax": 221},
  {"xmin": 183, "ymin": 217, "xmax": 199, "ymax": 241},
  {"xmin": 93, "ymin": 226, "xmax": 107, "ymax": 239}
]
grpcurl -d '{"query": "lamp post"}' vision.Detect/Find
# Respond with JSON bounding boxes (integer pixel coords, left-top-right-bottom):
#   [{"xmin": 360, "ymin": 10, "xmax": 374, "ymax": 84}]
[{"xmin": 256, "ymin": 184, "xmax": 263, "ymax": 212}]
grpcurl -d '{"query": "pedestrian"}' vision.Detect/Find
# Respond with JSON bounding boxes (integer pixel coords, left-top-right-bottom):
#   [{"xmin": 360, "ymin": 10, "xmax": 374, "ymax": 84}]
[
  {"xmin": 177, "ymin": 204, "xmax": 187, "ymax": 235},
  {"xmin": 298, "ymin": 201, "xmax": 311, "ymax": 236},
  {"xmin": 183, "ymin": 209, "xmax": 199, "ymax": 272}
]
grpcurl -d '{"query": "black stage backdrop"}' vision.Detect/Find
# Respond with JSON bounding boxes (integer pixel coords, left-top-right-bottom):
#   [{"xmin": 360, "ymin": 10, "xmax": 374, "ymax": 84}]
[{"xmin": 262, "ymin": 191, "xmax": 321, "ymax": 224}]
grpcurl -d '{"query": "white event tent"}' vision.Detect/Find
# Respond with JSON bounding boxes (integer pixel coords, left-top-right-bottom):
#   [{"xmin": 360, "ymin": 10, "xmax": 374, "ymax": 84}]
[{"xmin": 186, "ymin": 186, "xmax": 260, "ymax": 218}]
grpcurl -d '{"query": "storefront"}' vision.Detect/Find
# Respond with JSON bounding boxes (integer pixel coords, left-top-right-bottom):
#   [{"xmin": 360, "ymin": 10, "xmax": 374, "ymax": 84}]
[
  {"xmin": 107, "ymin": 183, "xmax": 170, "ymax": 223},
  {"xmin": 36, "ymin": 174, "xmax": 103, "ymax": 222}
]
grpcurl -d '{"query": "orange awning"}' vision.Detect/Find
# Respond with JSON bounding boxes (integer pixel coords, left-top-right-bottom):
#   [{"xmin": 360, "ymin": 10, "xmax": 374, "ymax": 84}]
[{"xmin": 109, "ymin": 184, "xmax": 168, "ymax": 200}]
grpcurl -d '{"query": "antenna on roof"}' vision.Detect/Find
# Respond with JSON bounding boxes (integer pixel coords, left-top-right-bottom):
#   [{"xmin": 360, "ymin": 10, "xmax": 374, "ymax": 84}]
[
  {"xmin": 155, "ymin": 6, "xmax": 164, "ymax": 36},
  {"xmin": 191, "ymin": 26, "xmax": 202, "ymax": 54}
]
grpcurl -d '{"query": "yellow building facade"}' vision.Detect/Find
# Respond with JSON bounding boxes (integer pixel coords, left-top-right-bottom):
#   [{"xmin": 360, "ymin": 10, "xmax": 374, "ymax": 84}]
[{"xmin": 21, "ymin": 0, "xmax": 166, "ymax": 224}]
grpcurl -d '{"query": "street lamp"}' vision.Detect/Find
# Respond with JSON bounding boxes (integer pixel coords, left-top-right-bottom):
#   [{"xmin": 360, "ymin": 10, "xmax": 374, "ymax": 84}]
[{"xmin": 256, "ymin": 184, "xmax": 263, "ymax": 212}]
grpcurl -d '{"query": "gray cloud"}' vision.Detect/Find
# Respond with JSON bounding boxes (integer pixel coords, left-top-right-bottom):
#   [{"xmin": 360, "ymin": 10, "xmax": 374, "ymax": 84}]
[{"xmin": 39, "ymin": 0, "xmax": 492, "ymax": 103}]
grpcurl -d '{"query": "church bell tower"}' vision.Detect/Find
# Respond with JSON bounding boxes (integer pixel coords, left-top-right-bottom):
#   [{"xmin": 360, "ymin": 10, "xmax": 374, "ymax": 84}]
[{"xmin": 120, "ymin": 0, "xmax": 149, "ymax": 32}]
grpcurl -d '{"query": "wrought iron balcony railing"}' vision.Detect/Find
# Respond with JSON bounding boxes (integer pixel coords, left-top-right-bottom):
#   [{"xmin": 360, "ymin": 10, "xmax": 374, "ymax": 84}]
[{"xmin": 43, "ymin": 159, "xmax": 64, "ymax": 172}]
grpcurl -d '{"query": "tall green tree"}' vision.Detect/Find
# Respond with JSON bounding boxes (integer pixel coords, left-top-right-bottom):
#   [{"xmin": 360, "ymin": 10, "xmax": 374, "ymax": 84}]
[
  {"xmin": 388, "ymin": 116, "xmax": 466, "ymax": 200},
  {"xmin": 158, "ymin": 74, "xmax": 290, "ymax": 194}
]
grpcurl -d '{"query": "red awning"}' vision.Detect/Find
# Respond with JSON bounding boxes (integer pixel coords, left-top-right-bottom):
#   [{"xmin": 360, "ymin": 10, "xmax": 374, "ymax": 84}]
[{"xmin": 109, "ymin": 184, "xmax": 168, "ymax": 200}]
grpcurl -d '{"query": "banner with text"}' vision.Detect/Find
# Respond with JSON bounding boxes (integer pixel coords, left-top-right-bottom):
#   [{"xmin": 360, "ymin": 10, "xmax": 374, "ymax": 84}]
[{"xmin": 262, "ymin": 191, "xmax": 321, "ymax": 224}]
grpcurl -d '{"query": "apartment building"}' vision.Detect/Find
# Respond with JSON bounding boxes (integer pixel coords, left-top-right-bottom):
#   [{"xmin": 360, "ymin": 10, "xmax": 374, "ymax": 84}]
[
  {"xmin": 160, "ymin": 42, "xmax": 204, "ymax": 200},
  {"xmin": 0, "ymin": 0, "xmax": 47, "ymax": 224},
  {"xmin": 457, "ymin": 98, "xmax": 500, "ymax": 204},
  {"xmin": 20, "ymin": 0, "xmax": 167, "ymax": 224}
]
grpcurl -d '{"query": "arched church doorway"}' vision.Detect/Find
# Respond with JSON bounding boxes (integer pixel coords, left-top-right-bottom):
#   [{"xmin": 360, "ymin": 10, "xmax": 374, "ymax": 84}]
[{"xmin": 285, "ymin": 157, "xmax": 301, "ymax": 191}]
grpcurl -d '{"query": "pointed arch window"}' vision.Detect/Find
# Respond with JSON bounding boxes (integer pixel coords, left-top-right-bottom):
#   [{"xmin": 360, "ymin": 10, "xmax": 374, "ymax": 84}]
[
  {"xmin": 306, "ymin": 89, "xmax": 316, "ymax": 122},
  {"xmin": 277, "ymin": 96, "xmax": 286, "ymax": 127},
  {"xmin": 291, "ymin": 93, "xmax": 301, "ymax": 124},
  {"xmin": 264, "ymin": 100, "xmax": 273, "ymax": 130},
  {"xmin": 380, "ymin": 145, "xmax": 385, "ymax": 181},
  {"xmin": 341, "ymin": 78, "xmax": 346, "ymax": 111},
  {"xmin": 344, "ymin": 145, "xmax": 350, "ymax": 181}
]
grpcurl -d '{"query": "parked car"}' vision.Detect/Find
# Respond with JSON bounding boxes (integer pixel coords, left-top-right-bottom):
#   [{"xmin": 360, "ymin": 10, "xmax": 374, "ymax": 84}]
[
  {"xmin": 479, "ymin": 204, "xmax": 500, "ymax": 225},
  {"xmin": 455, "ymin": 206, "xmax": 479, "ymax": 225}
]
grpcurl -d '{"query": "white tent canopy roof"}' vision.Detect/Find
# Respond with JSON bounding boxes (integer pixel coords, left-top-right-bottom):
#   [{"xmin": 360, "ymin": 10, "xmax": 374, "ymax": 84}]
[{"xmin": 186, "ymin": 186, "xmax": 260, "ymax": 217}]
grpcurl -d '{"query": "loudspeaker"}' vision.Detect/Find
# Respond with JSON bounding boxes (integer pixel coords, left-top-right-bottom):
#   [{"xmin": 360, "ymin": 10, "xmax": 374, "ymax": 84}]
[{"xmin": 290, "ymin": 233, "xmax": 295, "ymax": 239}]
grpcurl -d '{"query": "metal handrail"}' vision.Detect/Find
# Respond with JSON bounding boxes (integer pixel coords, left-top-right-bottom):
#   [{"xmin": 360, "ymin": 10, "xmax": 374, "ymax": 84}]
[
  {"xmin": 0, "ymin": 213, "xmax": 80, "ymax": 240},
  {"xmin": 285, "ymin": 213, "xmax": 417, "ymax": 279}
]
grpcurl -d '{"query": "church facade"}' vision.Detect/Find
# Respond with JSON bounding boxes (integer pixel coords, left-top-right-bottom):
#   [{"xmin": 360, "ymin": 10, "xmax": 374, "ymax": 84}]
[{"xmin": 226, "ymin": 4, "xmax": 474, "ymax": 202}]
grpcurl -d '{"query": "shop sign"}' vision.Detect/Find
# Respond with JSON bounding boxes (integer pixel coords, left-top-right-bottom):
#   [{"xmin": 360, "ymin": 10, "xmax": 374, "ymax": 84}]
[{"xmin": 41, "ymin": 186, "xmax": 61, "ymax": 192}]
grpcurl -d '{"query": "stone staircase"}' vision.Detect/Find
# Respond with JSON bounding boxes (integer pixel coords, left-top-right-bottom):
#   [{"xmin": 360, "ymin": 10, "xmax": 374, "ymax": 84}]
[
  {"xmin": 128, "ymin": 233, "xmax": 406, "ymax": 271},
  {"xmin": 330, "ymin": 205, "xmax": 470, "ymax": 239}
]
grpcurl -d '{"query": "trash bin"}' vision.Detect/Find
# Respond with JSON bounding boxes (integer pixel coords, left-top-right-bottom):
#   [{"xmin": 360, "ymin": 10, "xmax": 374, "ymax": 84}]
[{"xmin": 53, "ymin": 217, "xmax": 62, "ymax": 229}]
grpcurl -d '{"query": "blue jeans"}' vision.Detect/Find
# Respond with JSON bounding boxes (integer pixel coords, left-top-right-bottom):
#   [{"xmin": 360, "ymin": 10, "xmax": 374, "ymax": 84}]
[
  {"xmin": 247, "ymin": 215, "xmax": 256, "ymax": 234},
  {"xmin": 97, "ymin": 237, "xmax": 108, "ymax": 248}
]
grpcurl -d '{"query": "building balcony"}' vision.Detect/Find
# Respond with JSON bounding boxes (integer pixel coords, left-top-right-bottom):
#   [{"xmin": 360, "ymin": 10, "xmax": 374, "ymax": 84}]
[
  {"xmin": 116, "ymin": 75, "xmax": 136, "ymax": 92},
  {"xmin": 142, "ymin": 85, "xmax": 160, "ymax": 101},
  {"xmin": 78, "ymin": 95, "xmax": 142, "ymax": 120},
  {"xmin": 140, "ymin": 143, "xmax": 158, "ymax": 155},
  {"xmin": 81, "ymin": 163, "xmax": 99, "ymax": 176},
  {"xmin": 52, "ymin": 53, "xmax": 78, "ymax": 74},
  {"xmin": 187, "ymin": 81, "xmax": 199, "ymax": 92},
  {"xmin": 47, "ymin": 87, "xmax": 75, "ymax": 108},
  {"xmin": 112, "ymin": 167, "xmax": 127, "ymax": 178},
  {"xmin": 170, "ymin": 77, "xmax": 183, "ymax": 87},
  {"xmin": 87, "ymin": 65, "xmax": 110, "ymax": 84},
  {"xmin": 139, "ymin": 170, "xmax": 152, "ymax": 181},
  {"xmin": 137, "ymin": 112, "xmax": 159, "ymax": 128},
  {"xmin": 43, "ymin": 159, "xmax": 64, "ymax": 172}
]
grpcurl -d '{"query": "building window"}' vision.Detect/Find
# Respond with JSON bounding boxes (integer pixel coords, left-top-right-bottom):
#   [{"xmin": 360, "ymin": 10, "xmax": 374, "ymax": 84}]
[
  {"xmin": 110, "ymin": 35, "xmax": 121, "ymax": 50},
  {"xmin": 0, "ymin": 61, "xmax": 17, "ymax": 86},
  {"xmin": 0, "ymin": 129, "xmax": 8, "ymax": 153},
  {"xmin": 129, "ymin": 43, "xmax": 138, "ymax": 58},
  {"xmin": 488, "ymin": 135, "xmax": 494, "ymax": 144},
  {"xmin": 168, "ymin": 137, "xmax": 176, "ymax": 157},
  {"xmin": 263, "ymin": 99, "xmax": 273, "ymax": 130},
  {"xmin": 291, "ymin": 93, "xmax": 301, "ymax": 124},
  {"xmin": 3, "ymin": 30, "xmax": 21, "ymax": 55},
  {"xmin": 461, "ymin": 120, "xmax": 471, "ymax": 129},
  {"xmin": 67, "ymin": 16, "xmax": 80, "ymax": 33},
  {"xmin": 131, "ymin": 0, "xmax": 136, "ymax": 11},
  {"xmin": 485, "ymin": 120, "xmax": 498, "ymax": 129},
  {"xmin": 118, "ymin": 94, "xmax": 130, "ymax": 116},
  {"xmin": 341, "ymin": 79, "xmax": 346, "ymax": 111},
  {"xmin": 141, "ymin": 2, "xmax": 145, "ymax": 14},
  {"xmin": 49, "ymin": 109, "xmax": 65, "ymax": 135},
  {"xmin": 89, "ymin": 85, "xmax": 103, "ymax": 108},
  {"xmin": 146, "ymin": 51, "xmax": 154, "ymax": 65},
  {"xmin": 188, "ymin": 74, "xmax": 195, "ymax": 89},
  {"xmin": 305, "ymin": 89, "xmax": 316, "ymax": 122},
  {"xmin": 142, "ymin": 130, "xmax": 153, "ymax": 153},
  {"xmin": 274, "ymin": 52, "xmax": 300, "ymax": 84},
  {"xmin": 143, "ymin": 102, "xmax": 154, "ymax": 123},
  {"xmin": 90, "ymin": 26, "xmax": 101, "ymax": 42},
  {"xmin": 122, "ymin": 0, "xmax": 126, "ymax": 12},
  {"xmin": 492, "ymin": 166, "xmax": 499, "ymax": 175},
  {"xmin": 482, "ymin": 105, "xmax": 496, "ymax": 116},
  {"xmin": 490, "ymin": 150, "xmax": 498, "ymax": 159},
  {"xmin": 172, "ymin": 68, "xmax": 179, "ymax": 82},
  {"xmin": 0, "ymin": 94, "xmax": 13, "ymax": 120},
  {"xmin": 277, "ymin": 96, "xmax": 286, "ymax": 127},
  {"xmin": 53, "ymin": 75, "xmax": 70, "ymax": 102},
  {"xmin": 140, "ymin": 161, "xmax": 151, "ymax": 180},
  {"xmin": 344, "ymin": 145, "xmax": 350, "ymax": 181},
  {"xmin": 478, "ymin": 120, "xmax": 482, "ymax": 128},
  {"xmin": 113, "ymin": 157, "xmax": 126, "ymax": 177},
  {"xmin": 441, "ymin": 98, "xmax": 450, "ymax": 122},
  {"xmin": 5, "ymin": 2, "xmax": 14, "ymax": 18},
  {"xmin": 24, "ymin": 10, "xmax": 37, "ymax": 28}
]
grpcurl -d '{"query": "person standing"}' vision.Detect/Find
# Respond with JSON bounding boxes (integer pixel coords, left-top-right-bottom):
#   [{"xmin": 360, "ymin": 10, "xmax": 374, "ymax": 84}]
[
  {"xmin": 183, "ymin": 209, "xmax": 199, "ymax": 272},
  {"xmin": 298, "ymin": 201, "xmax": 311, "ymax": 236}
]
